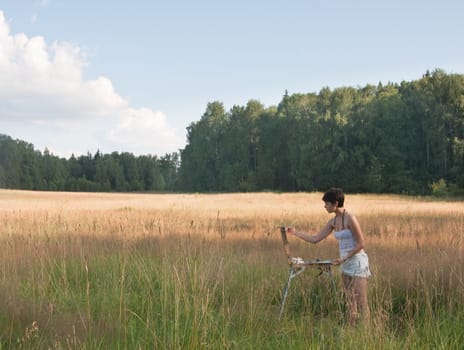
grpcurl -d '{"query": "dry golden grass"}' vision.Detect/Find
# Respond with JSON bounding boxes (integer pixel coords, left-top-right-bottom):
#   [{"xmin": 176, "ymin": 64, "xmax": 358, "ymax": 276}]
[
  {"xmin": 0, "ymin": 189, "xmax": 463, "ymax": 348},
  {"xmin": 1, "ymin": 189, "xmax": 462, "ymax": 278},
  {"xmin": 1, "ymin": 189, "xmax": 462, "ymax": 284}
]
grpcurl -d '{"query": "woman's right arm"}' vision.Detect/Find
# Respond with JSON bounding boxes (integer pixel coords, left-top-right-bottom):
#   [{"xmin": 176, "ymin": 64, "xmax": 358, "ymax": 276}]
[{"xmin": 287, "ymin": 220, "xmax": 334, "ymax": 244}]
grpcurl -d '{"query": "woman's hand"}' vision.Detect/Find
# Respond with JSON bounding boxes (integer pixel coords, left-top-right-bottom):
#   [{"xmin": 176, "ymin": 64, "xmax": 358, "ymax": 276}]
[
  {"xmin": 331, "ymin": 257, "xmax": 344, "ymax": 265},
  {"xmin": 286, "ymin": 227, "xmax": 296, "ymax": 235}
]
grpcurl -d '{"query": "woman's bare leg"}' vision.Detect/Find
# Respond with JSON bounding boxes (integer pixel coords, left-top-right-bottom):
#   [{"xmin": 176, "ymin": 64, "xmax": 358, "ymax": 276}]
[
  {"xmin": 353, "ymin": 276, "xmax": 370, "ymax": 324},
  {"xmin": 342, "ymin": 274, "xmax": 358, "ymax": 325},
  {"xmin": 342, "ymin": 275, "xmax": 370, "ymax": 325}
]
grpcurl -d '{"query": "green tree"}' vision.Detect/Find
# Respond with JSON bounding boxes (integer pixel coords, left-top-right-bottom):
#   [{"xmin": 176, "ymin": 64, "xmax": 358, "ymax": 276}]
[
  {"xmin": 179, "ymin": 102, "xmax": 226, "ymax": 191},
  {"xmin": 159, "ymin": 153, "xmax": 179, "ymax": 191},
  {"xmin": 95, "ymin": 154, "xmax": 126, "ymax": 191}
]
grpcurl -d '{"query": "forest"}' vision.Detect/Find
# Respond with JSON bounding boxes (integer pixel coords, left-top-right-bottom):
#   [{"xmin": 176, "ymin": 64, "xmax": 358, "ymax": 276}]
[{"xmin": 1, "ymin": 69, "xmax": 463, "ymax": 195}]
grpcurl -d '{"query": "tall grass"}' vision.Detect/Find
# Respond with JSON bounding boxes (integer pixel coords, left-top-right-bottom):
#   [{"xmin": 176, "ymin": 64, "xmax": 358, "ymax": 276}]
[{"xmin": 0, "ymin": 190, "xmax": 463, "ymax": 349}]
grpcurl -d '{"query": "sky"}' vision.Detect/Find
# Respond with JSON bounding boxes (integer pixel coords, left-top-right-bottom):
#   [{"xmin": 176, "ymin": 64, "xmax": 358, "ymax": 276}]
[{"xmin": 0, "ymin": 0, "xmax": 463, "ymax": 158}]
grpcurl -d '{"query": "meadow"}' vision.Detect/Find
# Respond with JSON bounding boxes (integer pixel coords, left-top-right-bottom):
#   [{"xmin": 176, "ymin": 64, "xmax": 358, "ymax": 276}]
[{"xmin": 0, "ymin": 190, "xmax": 463, "ymax": 349}]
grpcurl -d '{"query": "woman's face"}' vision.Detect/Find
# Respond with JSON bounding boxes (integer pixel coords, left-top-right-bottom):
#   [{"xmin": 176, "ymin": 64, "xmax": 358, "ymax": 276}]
[{"xmin": 324, "ymin": 201, "xmax": 337, "ymax": 213}]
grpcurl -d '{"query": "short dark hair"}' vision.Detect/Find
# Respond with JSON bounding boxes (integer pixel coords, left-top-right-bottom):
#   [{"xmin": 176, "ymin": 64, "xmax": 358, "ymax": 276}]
[{"xmin": 322, "ymin": 187, "xmax": 345, "ymax": 207}]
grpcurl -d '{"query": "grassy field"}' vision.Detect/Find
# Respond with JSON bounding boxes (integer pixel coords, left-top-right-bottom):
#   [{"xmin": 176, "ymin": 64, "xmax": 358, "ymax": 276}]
[{"xmin": 0, "ymin": 190, "xmax": 463, "ymax": 349}]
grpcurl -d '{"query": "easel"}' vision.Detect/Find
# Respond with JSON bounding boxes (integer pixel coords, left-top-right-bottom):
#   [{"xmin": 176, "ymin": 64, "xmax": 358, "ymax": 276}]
[{"xmin": 278, "ymin": 227, "xmax": 336, "ymax": 320}]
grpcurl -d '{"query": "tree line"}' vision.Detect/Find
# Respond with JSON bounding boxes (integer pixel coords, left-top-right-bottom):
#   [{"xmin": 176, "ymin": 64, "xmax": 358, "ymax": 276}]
[
  {"xmin": 0, "ymin": 136, "xmax": 179, "ymax": 192},
  {"xmin": 178, "ymin": 69, "xmax": 464, "ymax": 195},
  {"xmin": 1, "ymin": 69, "xmax": 463, "ymax": 195}
]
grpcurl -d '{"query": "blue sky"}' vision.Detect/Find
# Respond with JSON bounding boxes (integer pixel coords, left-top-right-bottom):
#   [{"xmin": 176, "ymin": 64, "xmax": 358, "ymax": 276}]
[{"xmin": 0, "ymin": 0, "xmax": 463, "ymax": 157}]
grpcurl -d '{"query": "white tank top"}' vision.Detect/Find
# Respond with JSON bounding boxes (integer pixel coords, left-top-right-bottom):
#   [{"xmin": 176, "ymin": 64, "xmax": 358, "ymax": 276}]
[
  {"xmin": 332, "ymin": 210, "xmax": 361, "ymax": 258},
  {"xmin": 334, "ymin": 228, "xmax": 357, "ymax": 258}
]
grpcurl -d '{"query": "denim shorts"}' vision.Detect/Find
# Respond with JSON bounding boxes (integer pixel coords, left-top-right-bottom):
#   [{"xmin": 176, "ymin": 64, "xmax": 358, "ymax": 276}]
[{"xmin": 341, "ymin": 251, "xmax": 371, "ymax": 278}]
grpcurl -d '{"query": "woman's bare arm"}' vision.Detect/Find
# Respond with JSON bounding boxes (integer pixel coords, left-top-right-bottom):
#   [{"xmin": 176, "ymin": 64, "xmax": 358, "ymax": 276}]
[{"xmin": 286, "ymin": 219, "xmax": 334, "ymax": 244}]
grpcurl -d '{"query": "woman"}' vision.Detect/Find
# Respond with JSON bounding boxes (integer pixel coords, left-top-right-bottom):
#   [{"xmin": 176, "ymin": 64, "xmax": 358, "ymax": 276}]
[{"xmin": 286, "ymin": 187, "xmax": 371, "ymax": 325}]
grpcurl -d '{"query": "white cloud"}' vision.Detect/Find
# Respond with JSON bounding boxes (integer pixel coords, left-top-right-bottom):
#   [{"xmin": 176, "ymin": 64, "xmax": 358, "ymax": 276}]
[
  {"xmin": 0, "ymin": 14, "xmax": 126, "ymax": 119},
  {"xmin": 108, "ymin": 108, "xmax": 183, "ymax": 155},
  {"xmin": 0, "ymin": 10, "xmax": 184, "ymax": 156}
]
